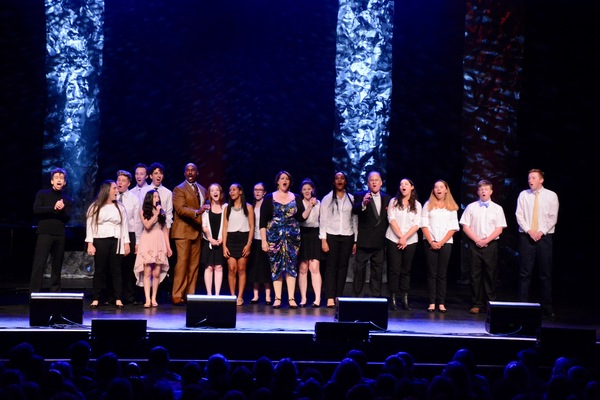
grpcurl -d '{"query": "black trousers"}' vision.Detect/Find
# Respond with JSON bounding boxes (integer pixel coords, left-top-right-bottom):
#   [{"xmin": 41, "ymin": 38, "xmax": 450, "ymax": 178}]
[
  {"xmin": 386, "ymin": 239, "xmax": 417, "ymax": 296},
  {"xmin": 467, "ymin": 239, "xmax": 498, "ymax": 308},
  {"xmin": 30, "ymin": 233, "xmax": 65, "ymax": 293},
  {"xmin": 92, "ymin": 238, "xmax": 123, "ymax": 301},
  {"xmin": 353, "ymin": 246, "xmax": 385, "ymax": 297},
  {"xmin": 121, "ymin": 232, "xmax": 138, "ymax": 303},
  {"xmin": 323, "ymin": 234, "xmax": 354, "ymax": 299}
]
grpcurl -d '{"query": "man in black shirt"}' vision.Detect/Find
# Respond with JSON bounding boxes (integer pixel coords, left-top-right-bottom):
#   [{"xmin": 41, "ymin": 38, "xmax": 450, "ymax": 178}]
[{"xmin": 29, "ymin": 167, "xmax": 74, "ymax": 293}]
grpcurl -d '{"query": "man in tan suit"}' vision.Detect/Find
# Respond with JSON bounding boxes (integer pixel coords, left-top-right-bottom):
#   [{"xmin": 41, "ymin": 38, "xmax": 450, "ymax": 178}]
[{"xmin": 170, "ymin": 163, "xmax": 208, "ymax": 305}]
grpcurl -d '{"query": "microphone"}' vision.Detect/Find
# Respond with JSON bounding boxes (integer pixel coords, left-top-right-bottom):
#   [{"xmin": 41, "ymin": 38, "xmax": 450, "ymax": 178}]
[{"xmin": 156, "ymin": 200, "xmax": 165, "ymax": 215}]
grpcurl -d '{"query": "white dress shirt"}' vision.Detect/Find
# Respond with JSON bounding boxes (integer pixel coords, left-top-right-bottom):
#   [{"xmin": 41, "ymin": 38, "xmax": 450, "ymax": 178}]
[
  {"xmin": 515, "ymin": 187, "xmax": 559, "ymax": 234},
  {"xmin": 319, "ymin": 191, "xmax": 357, "ymax": 240}
]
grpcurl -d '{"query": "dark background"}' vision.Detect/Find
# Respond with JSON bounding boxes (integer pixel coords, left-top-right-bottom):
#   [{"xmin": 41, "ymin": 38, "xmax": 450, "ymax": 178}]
[{"xmin": 0, "ymin": 0, "xmax": 595, "ymax": 307}]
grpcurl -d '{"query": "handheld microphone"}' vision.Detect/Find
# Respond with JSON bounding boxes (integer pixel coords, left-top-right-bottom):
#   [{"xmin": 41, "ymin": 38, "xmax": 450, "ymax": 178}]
[{"xmin": 156, "ymin": 200, "xmax": 165, "ymax": 215}]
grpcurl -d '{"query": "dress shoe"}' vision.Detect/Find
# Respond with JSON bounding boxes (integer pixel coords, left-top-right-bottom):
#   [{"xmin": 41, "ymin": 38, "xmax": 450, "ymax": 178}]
[
  {"xmin": 299, "ymin": 302, "xmax": 307, "ymax": 308},
  {"xmin": 249, "ymin": 299, "xmax": 259, "ymax": 304},
  {"xmin": 237, "ymin": 298, "xmax": 244, "ymax": 306},
  {"xmin": 311, "ymin": 302, "xmax": 320, "ymax": 308},
  {"xmin": 543, "ymin": 307, "xmax": 556, "ymax": 318},
  {"xmin": 172, "ymin": 297, "xmax": 185, "ymax": 306},
  {"xmin": 90, "ymin": 301, "xmax": 99, "ymax": 309},
  {"xmin": 401, "ymin": 293, "xmax": 412, "ymax": 311},
  {"xmin": 265, "ymin": 300, "xmax": 272, "ymax": 306},
  {"xmin": 391, "ymin": 296, "xmax": 398, "ymax": 311},
  {"xmin": 469, "ymin": 307, "xmax": 480, "ymax": 314},
  {"xmin": 115, "ymin": 302, "xmax": 124, "ymax": 309},
  {"xmin": 288, "ymin": 299, "xmax": 298, "ymax": 309},
  {"xmin": 427, "ymin": 304, "xmax": 435, "ymax": 313},
  {"xmin": 438, "ymin": 305, "xmax": 447, "ymax": 313}
]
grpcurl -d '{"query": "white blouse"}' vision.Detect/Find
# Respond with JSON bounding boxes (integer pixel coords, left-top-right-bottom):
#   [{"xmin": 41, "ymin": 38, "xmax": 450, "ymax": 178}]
[
  {"xmin": 420, "ymin": 202, "xmax": 460, "ymax": 244},
  {"xmin": 385, "ymin": 198, "xmax": 422, "ymax": 245},
  {"xmin": 85, "ymin": 203, "xmax": 130, "ymax": 254}
]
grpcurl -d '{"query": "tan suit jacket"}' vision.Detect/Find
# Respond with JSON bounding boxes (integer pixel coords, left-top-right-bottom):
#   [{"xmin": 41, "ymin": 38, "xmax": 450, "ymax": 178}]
[
  {"xmin": 170, "ymin": 180, "xmax": 207, "ymax": 301},
  {"xmin": 171, "ymin": 181, "xmax": 207, "ymax": 239}
]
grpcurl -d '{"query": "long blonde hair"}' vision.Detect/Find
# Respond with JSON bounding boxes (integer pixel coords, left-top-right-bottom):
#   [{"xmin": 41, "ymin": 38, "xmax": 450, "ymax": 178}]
[{"xmin": 426, "ymin": 180, "xmax": 459, "ymax": 211}]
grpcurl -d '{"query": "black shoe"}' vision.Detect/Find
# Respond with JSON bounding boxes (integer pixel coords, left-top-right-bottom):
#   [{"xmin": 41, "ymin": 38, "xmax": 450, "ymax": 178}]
[
  {"xmin": 401, "ymin": 294, "xmax": 411, "ymax": 311},
  {"xmin": 288, "ymin": 299, "xmax": 298, "ymax": 309},
  {"xmin": 265, "ymin": 300, "xmax": 272, "ymax": 306},
  {"xmin": 543, "ymin": 307, "xmax": 556, "ymax": 318},
  {"xmin": 272, "ymin": 298, "xmax": 281, "ymax": 309},
  {"xmin": 311, "ymin": 302, "xmax": 320, "ymax": 308},
  {"xmin": 391, "ymin": 297, "xmax": 398, "ymax": 311},
  {"xmin": 249, "ymin": 299, "xmax": 259, "ymax": 304}
]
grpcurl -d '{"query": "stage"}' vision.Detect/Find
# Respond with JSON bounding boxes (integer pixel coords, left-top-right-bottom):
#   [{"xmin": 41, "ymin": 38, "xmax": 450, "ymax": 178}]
[{"xmin": 1, "ymin": 282, "xmax": 598, "ymax": 379}]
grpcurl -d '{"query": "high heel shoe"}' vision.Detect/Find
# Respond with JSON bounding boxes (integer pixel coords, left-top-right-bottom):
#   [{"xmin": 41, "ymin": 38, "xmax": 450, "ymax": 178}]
[
  {"xmin": 427, "ymin": 304, "xmax": 435, "ymax": 313},
  {"xmin": 299, "ymin": 301, "xmax": 307, "ymax": 308},
  {"xmin": 115, "ymin": 301, "xmax": 124, "ymax": 309},
  {"xmin": 272, "ymin": 298, "xmax": 281, "ymax": 309},
  {"xmin": 265, "ymin": 299, "xmax": 272, "ymax": 306},
  {"xmin": 90, "ymin": 301, "xmax": 99, "ymax": 309},
  {"xmin": 289, "ymin": 299, "xmax": 298, "ymax": 309},
  {"xmin": 438, "ymin": 304, "xmax": 447, "ymax": 313},
  {"xmin": 249, "ymin": 299, "xmax": 259, "ymax": 304},
  {"xmin": 311, "ymin": 302, "xmax": 320, "ymax": 308}
]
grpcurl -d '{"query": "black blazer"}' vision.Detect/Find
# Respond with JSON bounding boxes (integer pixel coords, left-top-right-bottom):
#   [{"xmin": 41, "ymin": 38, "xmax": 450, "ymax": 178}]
[{"xmin": 352, "ymin": 190, "xmax": 392, "ymax": 249}]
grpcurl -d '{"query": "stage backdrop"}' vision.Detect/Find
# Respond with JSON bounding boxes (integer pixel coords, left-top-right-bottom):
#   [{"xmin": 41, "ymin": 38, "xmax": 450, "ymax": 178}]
[{"xmin": 0, "ymin": 0, "xmax": 596, "ymax": 307}]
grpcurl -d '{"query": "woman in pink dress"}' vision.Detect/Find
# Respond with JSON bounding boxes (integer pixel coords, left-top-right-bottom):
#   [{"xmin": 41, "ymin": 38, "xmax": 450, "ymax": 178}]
[{"xmin": 134, "ymin": 189, "xmax": 172, "ymax": 307}]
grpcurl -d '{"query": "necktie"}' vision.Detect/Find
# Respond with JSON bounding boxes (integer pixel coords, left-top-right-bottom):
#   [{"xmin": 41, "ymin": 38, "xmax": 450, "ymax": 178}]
[
  {"xmin": 192, "ymin": 183, "xmax": 200, "ymax": 203},
  {"xmin": 531, "ymin": 191, "xmax": 539, "ymax": 232},
  {"xmin": 118, "ymin": 193, "xmax": 123, "ymax": 203}
]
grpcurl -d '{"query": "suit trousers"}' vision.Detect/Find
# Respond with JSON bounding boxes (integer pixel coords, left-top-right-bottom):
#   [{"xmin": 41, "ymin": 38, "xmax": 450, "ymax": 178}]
[
  {"xmin": 171, "ymin": 236, "xmax": 201, "ymax": 300},
  {"xmin": 518, "ymin": 233, "xmax": 553, "ymax": 307},
  {"xmin": 353, "ymin": 246, "xmax": 385, "ymax": 297}
]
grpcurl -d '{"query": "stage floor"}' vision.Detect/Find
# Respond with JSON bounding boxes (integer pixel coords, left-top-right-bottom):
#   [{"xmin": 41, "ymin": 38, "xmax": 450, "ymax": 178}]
[{"xmin": 1, "ymin": 281, "xmax": 599, "ymax": 371}]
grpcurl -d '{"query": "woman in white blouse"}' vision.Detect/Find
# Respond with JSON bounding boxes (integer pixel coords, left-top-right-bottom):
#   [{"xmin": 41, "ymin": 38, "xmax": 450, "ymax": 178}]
[
  {"xmin": 420, "ymin": 179, "xmax": 460, "ymax": 313},
  {"xmin": 85, "ymin": 180, "xmax": 130, "ymax": 309},
  {"xmin": 385, "ymin": 178, "xmax": 422, "ymax": 311}
]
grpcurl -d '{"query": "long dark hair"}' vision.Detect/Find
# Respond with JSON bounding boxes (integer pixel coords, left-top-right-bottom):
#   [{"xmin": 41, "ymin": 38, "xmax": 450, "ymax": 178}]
[
  {"xmin": 142, "ymin": 189, "xmax": 166, "ymax": 227},
  {"xmin": 329, "ymin": 171, "xmax": 354, "ymax": 215},
  {"xmin": 392, "ymin": 178, "xmax": 419, "ymax": 213},
  {"xmin": 226, "ymin": 183, "xmax": 249, "ymax": 219},
  {"xmin": 87, "ymin": 180, "xmax": 122, "ymax": 229}
]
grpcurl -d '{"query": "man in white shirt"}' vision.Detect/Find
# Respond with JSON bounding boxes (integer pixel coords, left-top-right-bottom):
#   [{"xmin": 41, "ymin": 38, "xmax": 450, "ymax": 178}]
[
  {"xmin": 515, "ymin": 168, "xmax": 559, "ymax": 318},
  {"xmin": 459, "ymin": 179, "xmax": 507, "ymax": 314},
  {"xmin": 116, "ymin": 170, "xmax": 142, "ymax": 305}
]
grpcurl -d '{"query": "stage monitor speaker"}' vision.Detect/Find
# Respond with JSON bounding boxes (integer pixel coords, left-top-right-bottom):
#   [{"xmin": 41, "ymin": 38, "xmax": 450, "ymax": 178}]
[
  {"xmin": 91, "ymin": 319, "xmax": 148, "ymax": 341},
  {"xmin": 314, "ymin": 321, "xmax": 371, "ymax": 344},
  {"xmin": 486, "ymin": 301, "xmax": 541, "ymax": 336},
  {"xmin": 537, "ymin": 327, "xmax": 597, "ymax": 357},
  {"xmin": 335, "ymin": 297, "xmax": 388, "ymax": 330},
  {"xmin": 29, "ymin": 292, "xmax": 84, "ymax": 326},
  {"xmin": 186, "ymin": 295, "xmax": 237, "ymax": 328},
  {"xmin": 91, "ymin": 319, "xmax": 148, "ymax": 358}
]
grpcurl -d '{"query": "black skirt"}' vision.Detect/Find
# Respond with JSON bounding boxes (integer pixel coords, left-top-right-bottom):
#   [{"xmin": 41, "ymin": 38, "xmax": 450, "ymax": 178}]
[
  {"xmin": 248, "ymin": 238, "xmax": 271, "ymax": 283},
  {"xmin": 298, "ymin": 226, "xmax": 322, "ymax": 261},
  {"xmin": 201, "ymin": 240, "xmax": 225, "ymax": 267},
  {"xmin": 226, "ymin": 231, "xmax": 249, "ymax": 259}
]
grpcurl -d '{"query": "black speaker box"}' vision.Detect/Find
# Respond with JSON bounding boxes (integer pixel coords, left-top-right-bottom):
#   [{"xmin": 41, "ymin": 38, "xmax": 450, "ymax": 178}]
[
  {"xmin": 335, "ymin": 297, "xmax": 388, "ymax": 330},
  {"xmin": 186, "ymin": 295, "xmax": 237, "ymax": 328},
  {"xmin": 537, "ymin": 327, "xmax": 597, "ymax": 357},
  {"xmin": 314, "ymin": 321, "xmax": 371, "ymax": 343},
  {"xmin": 91, "ymin": 319, "xmax": 148, "ymax": 357},
  {"xmin": 29, "ymin": 292, "xmax": 84, "ymax": 326},
  {"xmin": 486, "ymin": 301, "xmax": 541, "ymax": 336},
  {"xmin": 91, "ymin": 319, "xmax": 148, "ymax": 340}
]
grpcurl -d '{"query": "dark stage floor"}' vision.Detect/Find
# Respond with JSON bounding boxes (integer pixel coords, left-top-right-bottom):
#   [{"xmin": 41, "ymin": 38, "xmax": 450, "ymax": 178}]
[{"xmin": 1, "ymin": 280, "xmax": 598, "ymax": 376}]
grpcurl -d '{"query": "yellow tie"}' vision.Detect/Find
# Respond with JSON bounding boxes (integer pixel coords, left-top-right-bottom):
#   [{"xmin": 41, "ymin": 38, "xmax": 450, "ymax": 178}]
[{"xmin": 531, "ymin": 191, "xmax": 539, "ymax": 232}]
